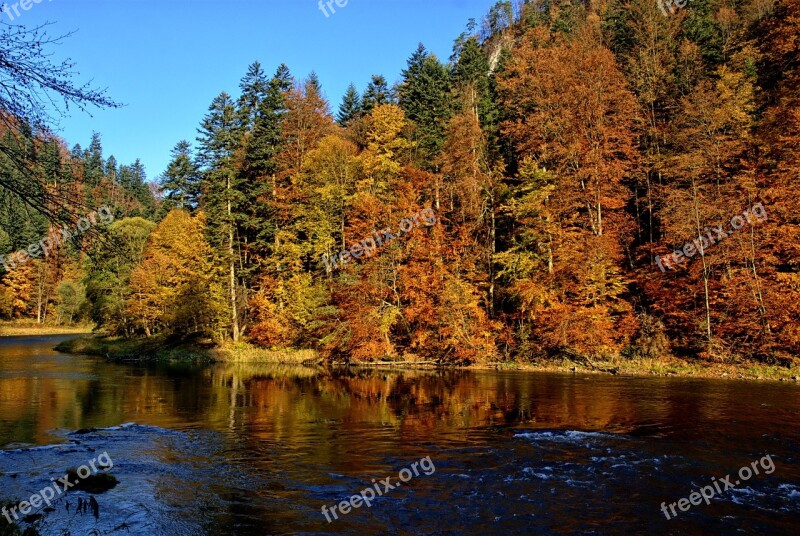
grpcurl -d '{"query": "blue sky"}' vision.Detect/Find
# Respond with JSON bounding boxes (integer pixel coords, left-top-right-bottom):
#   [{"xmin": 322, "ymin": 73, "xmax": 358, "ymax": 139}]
[{"xmin": 10, "ymin": 0, "xmax": 499, "ymax": 181}]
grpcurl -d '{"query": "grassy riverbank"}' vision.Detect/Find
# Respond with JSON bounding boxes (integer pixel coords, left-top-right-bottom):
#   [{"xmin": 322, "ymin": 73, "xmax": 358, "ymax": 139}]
[
  {"xmin": 0, "ymin": 320, "xmax": 94, "ymax": 337},
  {"xmin": 482, "ymin": 356, "xmax": 800, "ymax": 382},
  {"xmin": 54, "ymin": 335, "xmax": 217, "ymax": 364},
  {"xmin": 54, "ymin": 336, "xmax": 319, "ymax": 365},
  {"xmin": 55, "ymin": 335, "xmax": 800, "ymax": 383}
]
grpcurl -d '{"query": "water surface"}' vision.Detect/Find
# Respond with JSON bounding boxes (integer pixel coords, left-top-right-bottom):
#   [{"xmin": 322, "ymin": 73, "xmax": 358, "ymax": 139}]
[{"xmin": 1, "ymin": 335, "xmax": 798, "ymax": 534}]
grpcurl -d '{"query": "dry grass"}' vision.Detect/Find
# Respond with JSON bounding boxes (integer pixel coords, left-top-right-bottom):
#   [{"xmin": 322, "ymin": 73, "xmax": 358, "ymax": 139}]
[
  {"xmin": 213, "ymin": 341, "xmax": 320, "ymax": 364},
  {"xmin": 478, "ymin": 355, "xmax": 800, "ymax": 382},
  {"xmin": 0, "ymin": 320, "xmax": 94, "ymax": 337}
]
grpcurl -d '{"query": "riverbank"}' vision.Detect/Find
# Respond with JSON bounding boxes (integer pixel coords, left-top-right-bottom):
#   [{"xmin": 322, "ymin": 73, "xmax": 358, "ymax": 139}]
[
  {"xmin": 54, "ymin": 336, "xmax": 320, "ymax": 365},
  {"xmin": 54, "ymin": 335, "xmax": 800, "ymax": 383},
  {"xmin": 0, "ymin": 320, "xmax": 94, "ymax": 337}
]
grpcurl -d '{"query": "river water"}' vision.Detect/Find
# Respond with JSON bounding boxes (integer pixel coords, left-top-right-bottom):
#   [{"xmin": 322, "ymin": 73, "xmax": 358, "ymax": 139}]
[{"xmin": 0, "ymin": 335, "xmax": 798, "ymax": 535}]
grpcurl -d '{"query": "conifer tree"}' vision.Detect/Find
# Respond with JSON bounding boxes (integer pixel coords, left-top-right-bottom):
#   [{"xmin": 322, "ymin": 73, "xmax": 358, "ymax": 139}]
[
  {"xmin": 361, "ymin": 74, "xmax": 392, "ymax": 114},
  {"xmin": 197, "ymin": 91, "xmax": 245, "ymax": 341},
  {"xmin": 397, "ymin": 44, "xmax": 453, "ymax": 166},
  {"xmin": 159, "ymin": 140, "xmax": 201, "ymax": 211},
  {"xmin": 337, "ymin": 83, "xmax": 362, "ymax": 126}
]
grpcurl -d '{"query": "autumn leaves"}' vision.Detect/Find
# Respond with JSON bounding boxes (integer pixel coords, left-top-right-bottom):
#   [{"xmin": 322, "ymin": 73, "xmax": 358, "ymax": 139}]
[
  {"xmin": 321, "ymin": 207, "xmax": 438, "ymax": 274},
  {"xmin": 655, "ymin": 203, "xmax": 769, "ymax": 272}
]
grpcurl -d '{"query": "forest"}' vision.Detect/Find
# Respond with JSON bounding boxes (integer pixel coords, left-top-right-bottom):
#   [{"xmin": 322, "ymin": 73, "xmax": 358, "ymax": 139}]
[{"xmin": 1, "ymin": 0, "xmax": 798, "ymax": 366}]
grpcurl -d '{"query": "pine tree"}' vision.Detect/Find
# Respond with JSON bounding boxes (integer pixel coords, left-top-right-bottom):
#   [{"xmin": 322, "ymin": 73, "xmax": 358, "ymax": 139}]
[
  {"xmin": 452, "ymin": 35, "xmax": 497, "ymax": 138},
  {"xmin": 119, "ymin": 160, "xmax": 155, "ymax": 217},
  {"xmin": 307, "ymin": 71, "xmax": 323, "ymax": 95}
]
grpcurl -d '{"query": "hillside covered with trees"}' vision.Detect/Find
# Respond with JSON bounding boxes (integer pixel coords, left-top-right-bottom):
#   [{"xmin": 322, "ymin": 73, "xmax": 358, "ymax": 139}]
[{"xmin": 2, "ymin": 0, "xmax": 798, "ymax": 367}]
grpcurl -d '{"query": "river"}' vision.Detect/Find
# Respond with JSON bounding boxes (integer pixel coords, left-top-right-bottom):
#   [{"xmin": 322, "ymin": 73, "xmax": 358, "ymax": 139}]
[{"xmin": 0, "ymin": 335, "xmax": 798, "ymax": 534}]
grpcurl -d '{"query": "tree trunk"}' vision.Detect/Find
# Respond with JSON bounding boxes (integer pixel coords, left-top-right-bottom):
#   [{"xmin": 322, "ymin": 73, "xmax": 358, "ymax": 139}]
[
  {"xmin": 228, "ymin": 173, "xmax": 240, "ymax": 342},
  {"xmin": 691, "ymin": 178, "xmax": 713, "ymax": 350}
]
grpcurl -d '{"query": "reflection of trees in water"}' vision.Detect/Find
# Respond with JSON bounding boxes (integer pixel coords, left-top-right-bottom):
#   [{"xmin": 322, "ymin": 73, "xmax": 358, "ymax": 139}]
[{"xmin": 3, "ymin": 349, "xmax": 761, "ymax": 452}]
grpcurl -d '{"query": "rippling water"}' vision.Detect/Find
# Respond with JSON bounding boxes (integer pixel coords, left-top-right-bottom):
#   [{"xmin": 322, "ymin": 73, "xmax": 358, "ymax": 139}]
[{"xmin": 0, "ymin": 335, "xmax": 798, "ymax": 534}]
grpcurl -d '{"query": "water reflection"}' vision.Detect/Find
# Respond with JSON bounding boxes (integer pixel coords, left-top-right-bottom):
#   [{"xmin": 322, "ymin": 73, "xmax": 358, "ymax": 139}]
[{"xmin": 1, "ymin": 336, "xmax": 798, "ymax": 534}]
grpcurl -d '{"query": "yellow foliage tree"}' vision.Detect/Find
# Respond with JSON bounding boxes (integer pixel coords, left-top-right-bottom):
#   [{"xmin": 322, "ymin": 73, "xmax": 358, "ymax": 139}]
[
  {"xmin": 0, "ymin": 263, "xmax": 35, "ymax": 318},
  {"xmin": 128, "ymin": 209, "xmax": 227, "ymax": 339},
  {"xmin": 361, "ymin": 104, "xmax": 413, "ymax": 191}
]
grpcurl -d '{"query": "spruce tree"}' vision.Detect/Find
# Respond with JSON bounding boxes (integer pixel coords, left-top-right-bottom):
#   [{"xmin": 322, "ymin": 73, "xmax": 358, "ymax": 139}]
[
  {"xmin": 361, "ymin": 74, "xmax": 392, "ymax": 114},
  {"xmin": 238, "ymin": 61, "xmax": 269, "ymax": 131},
  {"xmin": 241, "ymin": 65, "xmax": 293, "ymax": 265},
  {"xmin": 337, "ymin": 83, "xmax": 362, "ymax": 126},
  {"xmin": 452, "ymin": 35, "xmax": 498, "ymax": 146},
  {"xmin": 84, "ymin": 132, "xmax": 105, "ymax": 188},
  {"xmin": 196, "ymin": 91, "xmax": 245, "ymax": 341},
  {"xmin": 397, "ymin": 44, "xmax": 453, "ymax": 165},
  {"xmin": 159, "ymin": 140, "xmax": 201, "ymax": 211},
  {"xmin": 105, "ymin": 155, "xmax": 118, "ymax": 184}
]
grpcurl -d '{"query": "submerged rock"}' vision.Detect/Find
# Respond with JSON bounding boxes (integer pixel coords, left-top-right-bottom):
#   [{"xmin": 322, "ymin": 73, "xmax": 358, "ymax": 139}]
[{"xmin": 65, "ymin": 470, "xmax": 119, "ymax": 494}]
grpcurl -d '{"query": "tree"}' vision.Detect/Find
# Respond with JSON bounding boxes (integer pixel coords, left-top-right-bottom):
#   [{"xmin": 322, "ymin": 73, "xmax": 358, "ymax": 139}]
[
  {"xmin": 85, "ymin": 217, "xmax": 156, "ymax": 335},
  {"xmin": 237, "ymin": 61, "xmax": 269, "ymax": 130},
  {"xmin": 451, "ymin": 34, "xmax": 497, "ymax": 139},
  {"xmin": 197, "ymin": 91, "xmax": 245, "ymax": 341},
  {"xmin": 361, "ymin": 75, "xmax": 392, "ymax": 114},
  {"xmin": 118, "ymin": 159, "xmax": 155, "ymax": 217},
  {"xmin": 128, "ymin": 210, "xmax": 226, "ymax": 339},
  {"xmin": 337, "ymin": 83, "xmax": 362, "ymax": 126},
  {"xmin": 0, "ymin": 262, "xmax": 34, "ymax": 318},
  {"xmin": 397, "ymin": 44, "xmax": 453, "ymax": 165},
  {"xmin": 496, "ymin": 23, "xmax": 641, "ymax": 357},
  {"xmin": 361, "ymin": 104, "xmax": 413, "ymax": 191},
  {"xmin": 0, "ymin": 23, "xmax": 119, "ymax": 225},
  {"xmin": 83, "ymin": 132, "xmax": 105, "ymax": 189},
  {"xmin": 240, "ymin": 64, "xmax": 293, "ymax": 269},
  {"xmin": 159, "ymin": 140, "xmax": 201, "ymax": 211}
]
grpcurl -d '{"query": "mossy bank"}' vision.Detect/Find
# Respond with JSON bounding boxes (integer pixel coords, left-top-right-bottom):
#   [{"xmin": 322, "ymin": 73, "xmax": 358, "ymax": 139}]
[{"xmin": 54, "ymin": 335, "xmax": 800, "ymax": 383}]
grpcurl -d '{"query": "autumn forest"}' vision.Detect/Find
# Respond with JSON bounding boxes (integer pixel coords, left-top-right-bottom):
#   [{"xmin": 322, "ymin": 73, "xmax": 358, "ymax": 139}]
[{"xmin": 1, "ymin": 0, "xmax": 799, "ymax": 367}]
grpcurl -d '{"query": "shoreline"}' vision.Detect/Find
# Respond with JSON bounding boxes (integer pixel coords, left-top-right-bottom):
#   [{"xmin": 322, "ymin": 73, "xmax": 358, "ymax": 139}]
[
  {"xmin": 52, "ymin": 335, "xmax": 800, "ymax": 384},
  {"xmin": 0, "ymin": 321, "xmax": 95, "ymax": 337}
]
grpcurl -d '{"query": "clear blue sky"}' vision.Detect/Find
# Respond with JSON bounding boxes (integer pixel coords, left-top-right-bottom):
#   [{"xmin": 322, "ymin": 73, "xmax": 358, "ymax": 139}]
[{"xmin": 11, "ymin": 0, "xmax": 499, "ymax": 181}]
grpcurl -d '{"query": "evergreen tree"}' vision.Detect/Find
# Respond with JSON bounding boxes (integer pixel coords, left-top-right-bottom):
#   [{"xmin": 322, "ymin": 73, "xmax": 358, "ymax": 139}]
[
  {"xmin": 451, "ymin": 35, "xmax": 498, "ymax": 146},
  {"xmin": 119, "ymin": 160, "xmax": 155, "ymax": 216},
  {"xmin": 361, "ymin": 74, "xmax": 392, "ymax": 114},
  {"xmin": 196, "ymin": 91, "xmax": 245, "ymax": 341},
  {"xmin": 307, "ymin": 71, "xmax": 323, "ymax": 95},
  {"xmin": 84, "ymin": 132, "xmax": 105, "ymax": 188},
  {"xmin": 105, "ymin": 155, "xmax": 118, "ymax": 183},
  {"xmin": 337, "ymin": 83, "xmax": 362, "ymax": 126},
  {"xmin": 39, "ymin": 138, "xmax": 65, "ymax": 186},
  {"xmin": 237, "ymin": 61, "xmax": 269, "ymax": 130},
  {"xmin": 241, "ymin": 64, "xmax": 294, "ymax": 263},
  {"xmin": 159, "ymin": 140, "xmax": 201, "ymax": 211},
  {"xmin": 397, "ymin": 44, "xmax": 453, "ymax": 164}
]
